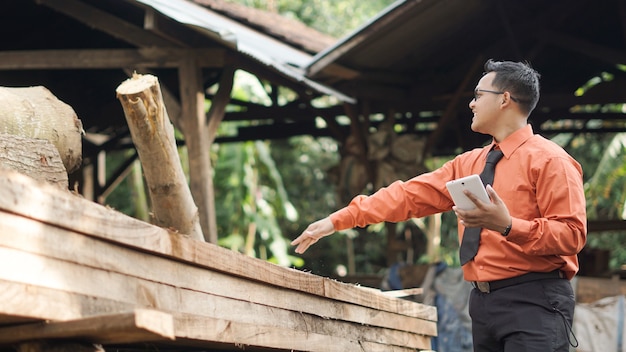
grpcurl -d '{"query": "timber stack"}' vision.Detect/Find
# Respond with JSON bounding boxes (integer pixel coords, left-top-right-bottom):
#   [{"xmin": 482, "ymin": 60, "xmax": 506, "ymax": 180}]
[{"xmin": 0, "ymin": 78, "xmax": 437, "ymax": 351}]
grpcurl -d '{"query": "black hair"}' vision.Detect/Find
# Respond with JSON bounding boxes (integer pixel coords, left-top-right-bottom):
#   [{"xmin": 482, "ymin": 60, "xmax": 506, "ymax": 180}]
[{"xmin": 484, "ymin": 59, "xmax": 541, "ymax": 115}]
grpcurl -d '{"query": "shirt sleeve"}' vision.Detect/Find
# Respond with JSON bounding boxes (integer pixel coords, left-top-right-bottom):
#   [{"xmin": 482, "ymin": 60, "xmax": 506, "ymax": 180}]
[
  {"xmin": 330, "ymin": 161, "xmax": 458, "ymax": 231},
  {"xmin": 506, "ymin": 155, "xmax": 587, "ymax": 256}
]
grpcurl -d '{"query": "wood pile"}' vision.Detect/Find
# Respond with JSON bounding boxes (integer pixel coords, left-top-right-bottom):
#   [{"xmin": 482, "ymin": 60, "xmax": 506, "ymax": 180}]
[{"xmin": 0, "ymin": 168, "xmax": 437, "ymax": 351}]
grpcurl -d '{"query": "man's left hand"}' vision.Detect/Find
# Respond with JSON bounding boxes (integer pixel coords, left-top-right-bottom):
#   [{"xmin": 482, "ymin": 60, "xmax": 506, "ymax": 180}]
[{"xmin": 453, "ymin": 184, "xmax": 511, "ymax": 233}]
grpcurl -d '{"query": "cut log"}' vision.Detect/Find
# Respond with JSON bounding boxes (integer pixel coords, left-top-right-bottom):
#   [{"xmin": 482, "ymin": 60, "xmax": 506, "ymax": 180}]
[
  {"xmin": 116, "ymin": 73, "xmax": 204, "ymax": 241},
  {"xmin": 0, "ymin": 133, "xmax": 68, "ymax": 189},
  {"xmin": 0, "ymin": 86, "xmax": 83, "ymax": 173}
]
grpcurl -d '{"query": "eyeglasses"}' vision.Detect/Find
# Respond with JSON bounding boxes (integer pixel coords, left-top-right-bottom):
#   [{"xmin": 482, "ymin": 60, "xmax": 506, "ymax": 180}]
[{"xmin": 473, "ymin": 89, "xmax": 520, "ymax": 103}]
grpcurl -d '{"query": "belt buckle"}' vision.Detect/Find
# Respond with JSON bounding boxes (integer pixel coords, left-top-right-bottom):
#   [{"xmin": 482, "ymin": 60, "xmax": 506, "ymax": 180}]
[{"xmin": 475, "ymin": 281, "xmax": 490, "ymax": 293}]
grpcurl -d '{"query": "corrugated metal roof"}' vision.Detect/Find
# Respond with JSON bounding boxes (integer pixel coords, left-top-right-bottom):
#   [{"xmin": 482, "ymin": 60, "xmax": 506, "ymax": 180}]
[{"xmin": 135, "ymin": 0, "xmax": 355, "ymax": 103}]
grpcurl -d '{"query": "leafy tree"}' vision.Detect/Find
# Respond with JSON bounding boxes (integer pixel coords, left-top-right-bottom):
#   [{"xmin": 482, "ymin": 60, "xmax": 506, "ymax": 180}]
[{"xmin": 556, "ymin": 69, "xmax": 626, "ymax": 272}]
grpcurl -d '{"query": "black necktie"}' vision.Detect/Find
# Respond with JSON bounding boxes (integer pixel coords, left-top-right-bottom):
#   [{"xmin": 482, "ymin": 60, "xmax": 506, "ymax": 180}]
[{"xmin": 459, "ymin": 149, "xmax": 504, "ymax": 265}]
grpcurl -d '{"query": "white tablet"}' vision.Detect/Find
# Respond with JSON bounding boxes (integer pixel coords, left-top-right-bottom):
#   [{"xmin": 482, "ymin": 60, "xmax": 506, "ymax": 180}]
[{"xmin": 445, "ymin": 174, "xmax": 490, "ymax": 210}]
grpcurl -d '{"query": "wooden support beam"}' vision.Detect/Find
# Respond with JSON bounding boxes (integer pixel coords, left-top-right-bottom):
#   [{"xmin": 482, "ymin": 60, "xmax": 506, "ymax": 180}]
[
  {"xmin": 207, "ymin": 66, "xmax": 235, "ymax": 144},
  {"xmin": 540, "ymin": 29, "xmax": 626, "ymax": 65},
  {"xmin": 179, "ymin": 56, "xmax": 217, "ymax": 243},
  {"xmin": 143, "ymin": 8, "xmax": 217, "ymax": 48},
  {"xmin": 36, "ymin": 0, "xmax": 175, "ymax": 48},
  {"xmin": 0, "ymin": 309, "xmax": 175, "ymax": 345},
  {"xmin": 0, "ymin": 48, "xmax": 225, "ymax": 70},
  {"xmin": 587, "ymin": 220, "xmax": 626, "ymax": 233},
  {"xmin": 422, "ymin": 55, "xmax": 484, "ymax": 158}
]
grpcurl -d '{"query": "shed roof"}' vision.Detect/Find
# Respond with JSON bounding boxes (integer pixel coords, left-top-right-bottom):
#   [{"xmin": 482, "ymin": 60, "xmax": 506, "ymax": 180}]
[
  {"xmin": 0, "ymin": 0, "xmax": 351, "ymax": 145},
  {"xmin": 306, "ymin": 0, "xmax": 626, "ymax": 154},
  {"xmin": 2, "ymin": 0, "xmax": 625, "ymax": 156}
]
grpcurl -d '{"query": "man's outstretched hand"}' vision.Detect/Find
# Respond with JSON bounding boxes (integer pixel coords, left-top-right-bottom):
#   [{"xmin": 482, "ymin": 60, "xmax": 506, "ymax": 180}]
[{"xmin": 291, "ymin": 217, "xmax": 335, "ymax": 254}]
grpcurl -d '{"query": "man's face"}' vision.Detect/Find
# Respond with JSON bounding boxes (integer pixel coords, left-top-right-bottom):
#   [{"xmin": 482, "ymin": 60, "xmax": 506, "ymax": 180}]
[{"xmin": 469, "ymin": 72, "xmax": 501, "ymax": 135}]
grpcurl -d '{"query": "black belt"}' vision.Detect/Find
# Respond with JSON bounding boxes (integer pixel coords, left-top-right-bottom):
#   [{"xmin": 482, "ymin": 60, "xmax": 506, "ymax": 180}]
[{"xmin": 472, "ymin": 270, "xmax": 564, "ymax": 293}]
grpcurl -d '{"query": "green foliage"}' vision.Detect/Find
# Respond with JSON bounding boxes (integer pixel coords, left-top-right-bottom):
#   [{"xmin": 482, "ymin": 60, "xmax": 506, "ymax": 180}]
[
  {"xmin": 564, "ymin": 67, "xmax": 626, "ymax": 272},
  {"xmin": 213, "ymin": 139, "xmax": 304, "ymax": 267},
  {"xmin": 269, "ymin": 136, "xmax": 350, "ymax": 275},
  {"xmin": 103, "ymin": 150, "xmax": 149, "ymax": 220}
]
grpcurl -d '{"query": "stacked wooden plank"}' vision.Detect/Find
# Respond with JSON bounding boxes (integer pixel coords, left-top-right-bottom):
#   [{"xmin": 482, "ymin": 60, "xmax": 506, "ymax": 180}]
[{"xmin": 0, "ymin": 169, "xmax": 437, "ymax": 351}]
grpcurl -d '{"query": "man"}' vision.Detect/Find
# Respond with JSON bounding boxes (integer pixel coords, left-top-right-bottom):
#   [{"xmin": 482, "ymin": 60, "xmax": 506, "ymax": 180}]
[{"xmin": 291, "ymin": 59, "xmax": 586, "ymax": 352}]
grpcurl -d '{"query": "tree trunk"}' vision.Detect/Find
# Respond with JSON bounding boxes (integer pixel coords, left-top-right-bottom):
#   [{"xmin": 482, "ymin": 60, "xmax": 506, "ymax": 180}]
[
  {"xmin": 0, "ymin": 86, "xmax": 83, "ymax": 174},
  {"xmin": 0, "ymin": 133, "xmax": 69, "ymax": 190},
  {"xmin": 116, "ymin": 73, "xmax": 204, "ymax": 241}
]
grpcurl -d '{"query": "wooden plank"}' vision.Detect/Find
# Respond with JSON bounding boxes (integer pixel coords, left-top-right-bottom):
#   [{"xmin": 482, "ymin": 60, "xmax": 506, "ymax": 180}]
[
  {"xmin": 0, "ymin": 213, "xmax": 435, "ymax": 337},
  {"xmin": 0, "ymin": 169, "xmax": 436, "ymax": 322},
  {"xmin": 0, "ymin": 235, "xmax": 433, "ymax": 349},
  {"xmin": 174, "ymin": 313, "xmax": 429, "ymax": 352},
  {"xmin": 0, "ymin": 280, "xmax": 134, "ymax": 324},
  {"xmin": 0, "ymin": 309, "xmax": 175, "ymax": 345},
  {"xmin": 357, "ymin": 286, "xmax": 424, "ymax": 297},
  {"xmin": 0, "ymin": 280, "xmax": 431, "ymax": 351},
  {"xmin": 0, "ymin": 49, "xmax": 225, "ymax": 70}
]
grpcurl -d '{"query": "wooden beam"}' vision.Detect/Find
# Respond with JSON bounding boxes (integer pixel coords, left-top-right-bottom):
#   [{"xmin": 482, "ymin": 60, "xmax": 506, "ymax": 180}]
[
  {"xmin": 174, "ymin": 312, "xmax": 431, "ymax": 352},
  {"xmin": 143, "ymin": 8, "xmax": 218, "ymax": 48},
  {"xmin": 179, "ymin": 55, "xmax": 216, "ymax": 243},
  {"xmin": 231, "ymin": 55, "xmax": 312, "ymax": 98},
  {"xmin": 422, "ymin": 55, "xmax": 483, "ymax": 158},
  {"xmin": 143, "ymin": 8, "xmax": 189, "ymax": 47},
  {"xmin": 0, "ymin": 48, "xmax": 225, "ymax": 70},
  {"xmin": 588, "ymin": 220, "xmax": 626, "ymax": 233},
  {"xmin": 0, "ymin": 280, "xmax": 134, "ymax": 325},
  {"xmin": 35, "ymin": 0, "xmax": 175, "ymax": 48},
  {"xmin": 0, "ymin": 309, "xmax": 175, "ymax": 345},
  {"xmin": 540, "ymin": 29, "xmax": 626, "ymax": 65},
  {"xmin": 207, "ymin": 66, "xmax": 235, "ymax": 144}
]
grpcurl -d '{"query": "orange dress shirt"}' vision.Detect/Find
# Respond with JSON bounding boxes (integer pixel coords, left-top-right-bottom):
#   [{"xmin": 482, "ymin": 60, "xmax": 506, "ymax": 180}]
[{"xmin": 330, "ymin": 124, "xmax": 587, "ymax": 282}]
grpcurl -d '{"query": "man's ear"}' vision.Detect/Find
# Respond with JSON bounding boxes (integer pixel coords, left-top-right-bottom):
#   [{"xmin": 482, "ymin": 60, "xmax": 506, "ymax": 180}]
[{"xmin": 501, "ymin": 92, "xmax": 512, "ymax": 105}]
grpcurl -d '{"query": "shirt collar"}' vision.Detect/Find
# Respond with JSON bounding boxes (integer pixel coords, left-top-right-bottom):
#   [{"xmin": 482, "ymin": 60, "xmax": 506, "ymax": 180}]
[{"xmin": 489, "ymin": 124, "xmax": 534, "ymax": 158}]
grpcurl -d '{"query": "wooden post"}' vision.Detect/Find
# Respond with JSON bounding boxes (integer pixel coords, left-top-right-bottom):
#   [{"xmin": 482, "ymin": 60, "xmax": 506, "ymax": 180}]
[
  {"xmin": 178, "ymin": 56, "xmax": 214, "ymax": 243},
  {"xmin": 116, "ymin": 73, "xmax": 204, "ymax": 241}
]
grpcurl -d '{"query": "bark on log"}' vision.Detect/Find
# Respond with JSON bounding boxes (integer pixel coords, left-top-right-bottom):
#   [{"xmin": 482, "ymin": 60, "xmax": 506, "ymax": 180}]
[
  {"xmin": 0, "ymin": 133, "xmax": 68, "ymax": 190},
  {"xmin": 0, "ymin": 86, "xmax": 83, "ymax": 173},
  {"xmin": 116, "ymin": 73, "xmax": 204, "ymax": 241}
]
